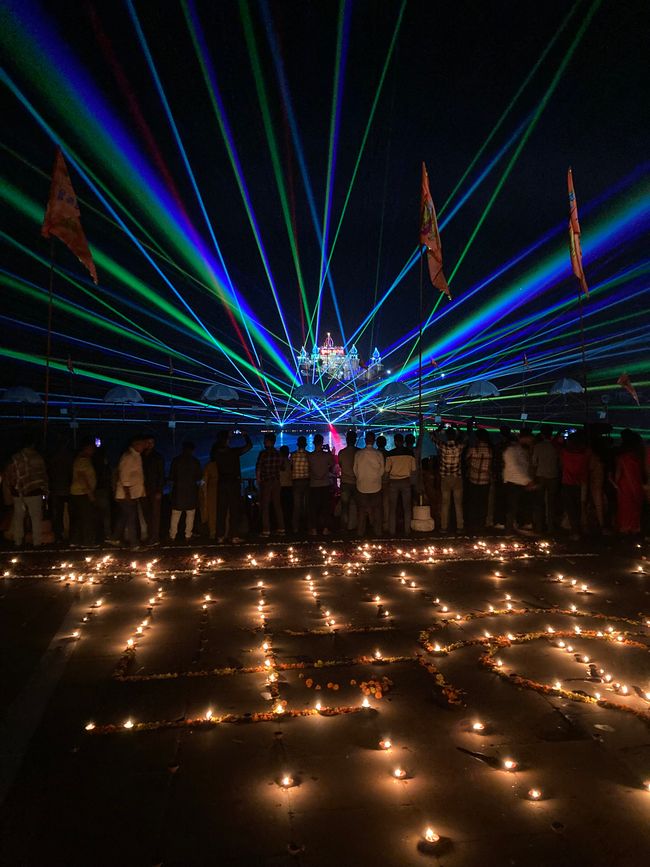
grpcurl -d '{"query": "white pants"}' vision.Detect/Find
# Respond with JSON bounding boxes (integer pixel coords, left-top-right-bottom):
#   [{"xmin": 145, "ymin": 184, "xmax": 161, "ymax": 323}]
[
  {"xmin": 170, "ymin": 508, "xmax": 195, "ymax": 540},
  {"xmin": 12, "ymin": 495, "xmax": 44, "ymax": 546}
]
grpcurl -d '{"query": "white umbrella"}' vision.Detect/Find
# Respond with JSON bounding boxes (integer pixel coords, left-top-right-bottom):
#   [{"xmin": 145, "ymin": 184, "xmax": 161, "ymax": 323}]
[
  {"xmin": 549, "ymin": 377, "xmax": 583, "ymax": 396},
  {"xmin": 1, "ymin": 386, "xmax": 43, "ymax": 404},
  {"xmin": 201, "ymin": 384, "xmax": 239, "ymax": 402},
  {"xmin": 467, "ymin": 380, "xmax": 499, "ymax": 398},
  {"xmin": 103, "ymin": 386, "xmax": 144, "ymax": 404}
]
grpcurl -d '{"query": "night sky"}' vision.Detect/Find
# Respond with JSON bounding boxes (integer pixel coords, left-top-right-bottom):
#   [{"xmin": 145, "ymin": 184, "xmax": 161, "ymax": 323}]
[{"xmin": 1, "ymin": 0, "xmax": 648, "ymax": 419}]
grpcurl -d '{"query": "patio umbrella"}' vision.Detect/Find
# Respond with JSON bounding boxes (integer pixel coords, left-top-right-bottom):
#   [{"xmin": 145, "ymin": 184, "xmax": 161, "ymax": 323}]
[
  {"xmin": 466, "ymin": 380, "xmax": 499, "ymax": 398},
  {"xmin": 201, "ymin": 384, "xmax": 239, "ymax": 403},
  {"xmin": 293, "ymin": 382, "xmax": 324, "ymax": 402},
  {"xmin": 379, "ymin": 381, "xmax": 412, "ymax": 400},
  {"xmin": 1, "ymin": 386, "xmax": 43, "ymax": 404},
  {"xmin": 549, "ymin": 377, "xmax": 583, "ymax": 396},
  {"xmin": 103, "ymin": 386, "xmax": 144, "ymax": 404}
]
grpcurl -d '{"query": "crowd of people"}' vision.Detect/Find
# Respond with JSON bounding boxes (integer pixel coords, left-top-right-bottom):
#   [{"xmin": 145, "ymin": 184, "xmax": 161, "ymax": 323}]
[{"xmin": 1, "ymin": 422, "xmax": 648, "ymax": 550}]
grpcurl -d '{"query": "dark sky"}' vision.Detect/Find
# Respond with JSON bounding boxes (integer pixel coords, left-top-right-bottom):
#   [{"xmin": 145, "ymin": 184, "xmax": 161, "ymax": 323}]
[{"xmin": 1, "ymin": 0, "xmax": 649, "ymax": 402}]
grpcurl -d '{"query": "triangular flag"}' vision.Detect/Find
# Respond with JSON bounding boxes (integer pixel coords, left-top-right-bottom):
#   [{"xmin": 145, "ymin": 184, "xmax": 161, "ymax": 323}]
[
  {"xmin": 42, "ymin": 148, "xmax": 98, "ymax": 284},
  {"xmin": 617, "ymin": 372, "xmax": 640, "ymax": 406},
  {"xmin": 567, "ymin": 167, "xmax": 588, "ymax": 296},
  {"xmin": 419, "ymin": 162, "xmax": 450, "ymax": 298}
]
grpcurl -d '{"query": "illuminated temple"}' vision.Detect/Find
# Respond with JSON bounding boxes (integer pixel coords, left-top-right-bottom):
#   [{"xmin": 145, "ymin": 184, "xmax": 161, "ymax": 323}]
[{"xmin": 298, "ymin": 333, "xmax": 383, "ymax": 383}]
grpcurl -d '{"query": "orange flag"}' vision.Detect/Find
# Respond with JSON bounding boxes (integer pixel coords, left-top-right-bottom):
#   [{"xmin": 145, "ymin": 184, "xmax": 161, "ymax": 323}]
[
  {"xmin": 567, "ymin": 167, "xmax": 588, "ymax": 296},
  {"xmin": 419, "ymin": 162, "xmax": 450, "ymax": 298},
  {"xmin": 42, "ymin": 148, "xmax": 98, "ymax": 284},
  {"xmin": 617, "ymin": 372, "xmax": 640, "ymax": 406}
]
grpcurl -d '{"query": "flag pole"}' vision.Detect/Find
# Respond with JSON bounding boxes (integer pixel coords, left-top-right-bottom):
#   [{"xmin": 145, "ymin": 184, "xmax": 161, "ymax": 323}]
[
  {"xmin": 68, "ymin": 355, "xmax": 77, "ymax": 449},
  {"xmin": 168, "ymin": 356, "xmax": 176, "ymax": 447},
  {"xmin": 418, "ymin": 248, "xmax": 424, "ymax": 435},
  {"xmin": 43, "ymin": 239, "xmax": 55, "ymax": 444},
  {"xmin": 417, "ymin": 246, "xmax": 425, "ymax": 505},
  {"xmin": 577, "ymin": 285, "xmax": 589, "ymax": 422}
]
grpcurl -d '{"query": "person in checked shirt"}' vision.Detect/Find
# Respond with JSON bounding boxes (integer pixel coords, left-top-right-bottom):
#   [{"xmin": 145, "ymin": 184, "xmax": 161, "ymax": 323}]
[
  {"xmin": 436, "ymin": 426, "xmax": 465, "ymax": 534},
  {"xmin": 464, "ymin": 427, "xmax": 493, "ymax": 533},
  {"xmin": 291, "ymin": 435, "xmax": 310, "ymax": 534},
  {"xmin": 256, "ymin": 433, "xmax": 285, "ymax": 536}
]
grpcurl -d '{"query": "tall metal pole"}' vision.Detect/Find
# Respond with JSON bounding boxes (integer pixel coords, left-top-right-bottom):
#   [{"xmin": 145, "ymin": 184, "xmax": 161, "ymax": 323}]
[
  {"xmin": 418, "ymin": 248, "xmax": 424, "ymax": 439},
  {"xmin": 577, "ymin": 286, "xmax": 589, "ymax": 423},
  {"xmin": 168, "ymin": 355, "xmax": 176, "ymax": 447},
  {"xmin": 43, "ymin": 239, "xmax": 55, "ymax": 444},
  {"xmin": 417, "ymin": 248, "xmax": 424, "ymax": 506},
  {"xmin": 68, "ymin": 356, "xmax": 77, "ymax": 449}
]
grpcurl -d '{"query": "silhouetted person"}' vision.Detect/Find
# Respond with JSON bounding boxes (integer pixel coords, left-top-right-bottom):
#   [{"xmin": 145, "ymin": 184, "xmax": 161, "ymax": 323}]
[
  {"xmin": 69, "ymin": 437, "xmax": 97, "ymax": 547},
  {"xmin": 169, "ymin": 441, "xmax": 202, "ymax": 542},
  {"xmin": 308, "ymin": 434, "xmax": 335, "ymax": 535},
  {"xmin": 465, "ymin": 428, "xmax": 493, "ymax": 533},
  {"xmin": 291, "ymin": 435, "xmax": 310, "ymax": 535},
  {"xmin": 110, "ymin": 435, "xmax": 146, "ymax": 549},
  {"xmin": 142, "ymin": 435, "xmax": 164, "ymax": 545},
  {"xmin": 279, "ymin": 444, "xmax": 293, "ymax": 532},
  {"xmin": 214, "ymin": 429, "xmax": 252, "ymax": 543},
  {"xmin": 256, "ymin": 433, "xmax": 285, "ymax": 536},
  {"xmin": 92, "ymin": 445, "xmax": 112, "ymax": 543},
  {"xmin": 7, "ymin": 432, "xmax": 48, "ymax": 548},
  {"xmin": 531, "ymin": 426, "xmax": 559, "ymax": 534},
  {"xmin": 353, "ymin": 431, "xmax": 384, "ymax": 537},
  {"xmin": 386, "ymin": 433, "xmax": 416, "ymax": 536},
  {"xmin": 338, "ymin": 430, "xmax": 359, "ymax": 532},
  {"xmin": 46, "ymin": 433, "xmax": 72, "ymax": 543}
]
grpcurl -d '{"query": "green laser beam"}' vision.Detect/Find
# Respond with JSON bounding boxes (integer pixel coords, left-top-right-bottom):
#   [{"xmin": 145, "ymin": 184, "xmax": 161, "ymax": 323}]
[
  {"xmin": 438, "ymin": 0, "xmax": 582, "ymax": 218},
  {"xmin": 315, "ymin": 0, "xmax": 348, "ymax": 341},
  {"xmin": 317, "ymin": 0, "xmax": 406, "ymax": 292},
  {"xmin": 239, "ymin": 0, "xmax": 313, "ymax": 347},
  {"xmin": 448, "ymin": 0, "xmax": 603, "ymax": 285}
]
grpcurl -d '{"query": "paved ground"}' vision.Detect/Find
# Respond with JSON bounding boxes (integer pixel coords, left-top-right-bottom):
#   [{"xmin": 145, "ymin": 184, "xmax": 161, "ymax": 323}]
[{"xmin": 0, "ymin": 537, "xmax": 649, "ymax": 867}]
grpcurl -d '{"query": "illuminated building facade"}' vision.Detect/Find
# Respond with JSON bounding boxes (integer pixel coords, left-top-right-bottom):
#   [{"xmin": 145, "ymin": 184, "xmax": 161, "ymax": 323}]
[{"xmin": 298, "ymin": 333, "xmax": 383, "ymax": 383}]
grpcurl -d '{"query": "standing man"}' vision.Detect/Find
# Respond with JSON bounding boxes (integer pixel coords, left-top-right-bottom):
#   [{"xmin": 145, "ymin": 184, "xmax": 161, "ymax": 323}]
[
  {"xmin": 278, "ymin": 445, "xmax": 293, "ymax": 532},
  {"xmin": 503, "ymin": 431, "xmax": 536, "ymax": 533},
  {"xmin": 560, "ymin": 432, "xmax": 589, "ymax": 540},
  {"xmin": 214, "ymin": 428, "xmax": 252, "ymax": 543},
  {"xmin": 437, "ymin": 427, "xmax": 465, "ymax": 534},
  {"xmin": 386, "ymin": 433, "xmax": 416, "ymax": 537},
  {"xmin": 110, "ymin": 435, "xmax": 146, "ymax": 549},
  {"xmin": 69, "ymin": 437, "xmax": 97, "ymax": 547},
  {"xmin": 46, "ymin": 433, "xmax": 72, "ymax": 544},
  {"xmin": 376, "ymin": 435, "xmax": 390, "ymax": 532},
  {"xmin": 353, "ymin": 431, "xmax": 385, "ymax": 537},
  {"xmin": 337, "ymin": 430, "xmax": 359, "ymax": 532},
  {"xmin": 92, "ymin": 445, "xmax": 113, "ymax": 544},
  {"xmin": 291, "ymin": 435, "xmax": 310, "ymax": 536},
  {"xmin": 200, "ymin": 444, "xmax": 219, "ymax": 540},
  {"xmin": 492, "ymin": 426, "xmax": 513, "ymax": 529},
  {"xmin": 465, "ymin": 428, "xmax": 493, "ymax": 533},
  {"xmin": 531, "ymin": 426, "xmax": 559, "ymax": 534},
  {"xmin": 256, "ymin": 433, "xmax": 285, "ymax": 536},
  {"xmin": 169, "ymin": 441, "xmax": 202, "ymax": 542},
  {"xmin": 142, "ymin": 435, "xmax": 164, "ymax": 546},
  {"xmin": 8, "ymin": 433, "xmax": 49, "ymax": 548},
  {"xmin": 308, "ymin": 434, "xmax": 335, "ymax": 536}
]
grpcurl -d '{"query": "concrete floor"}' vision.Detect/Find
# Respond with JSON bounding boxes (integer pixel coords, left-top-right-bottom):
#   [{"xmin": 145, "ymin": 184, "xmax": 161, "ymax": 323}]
[{"xmin": 0, "ymin": 538, "xmax": 649, "ymax": 866}]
